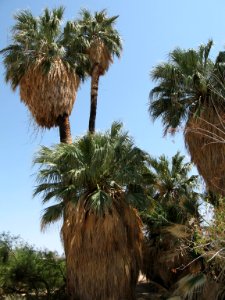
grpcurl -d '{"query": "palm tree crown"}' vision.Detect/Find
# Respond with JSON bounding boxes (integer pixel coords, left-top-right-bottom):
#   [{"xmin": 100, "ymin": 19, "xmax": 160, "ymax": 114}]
[
  {"xmin": 74, "ymin": 9, "xmax": 123, "ymax": 133},
  {"xmin": 149, "ymin": 41, "xmax": 225, "ymax": 195},
  {"xmin": 147, "ymin": 152, "xmax": 200, "ymax": 225},
  {"xmin": 33, "ymin": 122, "xmax": 149, "ymax": 228},
  {"xmin": 76, "ymin": 9, "xmax": 122, "ymax": 74},
  {"xmin": 149, "ymin": 40, "xmax": 225, "ymax": 135},
  {"xmin": 1, "ymin": 7, "xmax": 87, "ymax": 128}
]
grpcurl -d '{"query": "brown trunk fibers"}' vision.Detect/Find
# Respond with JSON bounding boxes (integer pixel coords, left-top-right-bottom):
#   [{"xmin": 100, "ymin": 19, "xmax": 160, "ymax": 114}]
[
  {"xmin": 57, "ymin": 114, "xmax": 72, "ymax": 144},
  {"xmin": 62, "ymin": 196, "xmax": 143, "ymax": 300}
]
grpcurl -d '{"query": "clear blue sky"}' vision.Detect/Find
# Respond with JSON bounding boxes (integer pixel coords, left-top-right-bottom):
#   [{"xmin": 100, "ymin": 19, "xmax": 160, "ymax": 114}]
[{"xmin": 0, "ymin": 0, "xmax": 224, "ymax": 253}]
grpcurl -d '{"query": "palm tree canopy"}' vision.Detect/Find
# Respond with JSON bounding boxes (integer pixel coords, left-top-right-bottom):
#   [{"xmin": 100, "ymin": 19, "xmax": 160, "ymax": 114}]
[
  {"xmin": 75, "ymin": 9, "xmax": 122, "ymax": 74},
  {"xmin": 0, "ymin": 7, "xmax": 88, "ymax": 128},
  {"xmin": 1, "ymin": 7, "xmax": 88, "ymax": 89},
  {"xmin": 149, "ymin": 41, "xmax": 225, "ymax": 195},
  {"xmin": 33, "ymin": 122, "xmax": 150, "ymax": 229},
  {"xmin": 149, "ymin": 40, "xmax": 225, "ymax": 135},
  {"xmin": 145, "ymin": 152, "xmax": 200, "ymax": 225}
]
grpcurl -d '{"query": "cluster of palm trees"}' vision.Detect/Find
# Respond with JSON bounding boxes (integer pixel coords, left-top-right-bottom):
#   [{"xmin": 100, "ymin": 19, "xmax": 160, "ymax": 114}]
[
  {"xmin": 1, "ymin": 7, "xmax": 130, "ymax": 300},
  {"xmin": 2, "ymin": 5, "xmax": 225, "ymax": 300},
  {"xmin": 1, "ymin": 7, "xmax": 122, "ymax": 142},
  {"xmin": 1, "ymin": 6, "xmax": 147, "ymax": 300},
  {"xmin": 141, "ymin": 153, "xmax": 201, "ymax": 294}
]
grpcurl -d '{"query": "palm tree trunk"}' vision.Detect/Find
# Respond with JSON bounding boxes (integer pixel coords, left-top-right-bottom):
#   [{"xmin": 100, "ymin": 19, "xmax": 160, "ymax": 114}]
[
  {"xmin": 89, "ymin": 65, "xmax": 100, "ymax": 133},
  {"xmin": 62, "ymin": 198, "xmax": 143, "ymax": 300},
  {"xmin": 57, "ymin": 113, "xmax": 72, "ymax": 144},
  {"xmin": 57, "ymin": 113, "xmax": 74, "ymax": 298}
]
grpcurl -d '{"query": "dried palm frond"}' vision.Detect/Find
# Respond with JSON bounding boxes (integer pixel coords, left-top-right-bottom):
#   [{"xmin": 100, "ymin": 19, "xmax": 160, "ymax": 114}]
[
  {"xmin": 142, "ymin": 231, "xmax": 192, "ymax": 289},
  {"xmin": 76, "ymin": 9, "xmax": 122, "ymax": 76},
  {"xmin": 0, "ymin": 7, "xmax": 88, "ymax": 130},
  {"xmin": 20, "ymin": 58, "xmax": 79, "ymax": 128},
  {"xmin": 172, "ymin": 273, "xmax": 225, "ymax": 300},
  {"xmin": 185, "ymin": 104, "xmax": 225, "ymax": 195},
  {"xmin": 62, "ymin": 196, "xmax": 143, "ymax": 300},
  {"xmin": 173, "ymin": 273, "xmax": 207, "ymax": 300},
  {"xmin": 88, "ymin": 40, "xmax": 112, "ymax": 75},
  {"xmin": 163, "ymin": 224, "xmax": 192, "ymax": 239}
]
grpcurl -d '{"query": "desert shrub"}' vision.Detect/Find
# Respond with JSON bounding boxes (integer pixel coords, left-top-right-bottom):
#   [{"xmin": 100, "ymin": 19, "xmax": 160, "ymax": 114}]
[{"xmin": 0, "ymin": 232, "xmax": 66, "ymax": 299}]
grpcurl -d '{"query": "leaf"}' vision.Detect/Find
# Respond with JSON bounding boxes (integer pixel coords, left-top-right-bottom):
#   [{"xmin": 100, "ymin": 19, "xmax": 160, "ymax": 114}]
[
  {"xmin": 88, "ymin": 190, "xmax": 112, "ymax": 215},
  {"xmin": 41, "ymin": 202, "xmax": 64, "ymax": 231},
  {"xmin": 33, "ymin": 122, "xmax": 150, "ymax": 226},
  {"xmin": 173, "ymin": 273, "xmax": 207, "ymax": 299}
]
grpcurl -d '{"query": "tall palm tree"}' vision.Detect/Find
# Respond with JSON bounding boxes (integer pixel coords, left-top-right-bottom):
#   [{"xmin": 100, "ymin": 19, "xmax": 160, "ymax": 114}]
[
  {"xmin": 0, "ymin": 7, "xmax": 87, "ymax": 143},
  {"xmin": 76, "ymin": 9, "xmax": 122, "ymax": 133},
  {"xmin": 0, "ymin": 7, "xmax": 87, "ymax": 299},
  {"xmin": 34, "ymin": 122, "xmax": 149, "ymax": 300},
  {"xmin": 142, "ymin": 152, "xmax": 201, "ymax": 289},
  {"xmin": 149, "ymin": 41, "xmax": 225, "ymax": 196}
]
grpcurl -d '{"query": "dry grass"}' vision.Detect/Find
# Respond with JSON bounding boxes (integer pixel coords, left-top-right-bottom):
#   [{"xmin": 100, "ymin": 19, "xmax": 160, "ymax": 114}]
[
  {"xmin": 185, "ymin": 104, "xmax": 225, "ymax": 195},
  {"xmin": 20, "ymin": 58, "xmax": 79, "ymax": 128},
  {"xmin": 62, "ymin": 195, "xmax": 143, "ymax": 300}
]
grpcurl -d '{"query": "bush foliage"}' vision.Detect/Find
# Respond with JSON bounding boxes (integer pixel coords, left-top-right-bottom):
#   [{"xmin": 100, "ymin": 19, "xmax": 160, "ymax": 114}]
[{"xmin": 0, "ymin": 232, "xmax": 66, "ymax": 299}]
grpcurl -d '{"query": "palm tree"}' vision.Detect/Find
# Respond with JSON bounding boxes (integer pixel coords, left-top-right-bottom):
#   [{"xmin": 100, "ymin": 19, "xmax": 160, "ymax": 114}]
[
  {"xmin": 0, "ymin": 7, "xmax": 87, "ymax": 143},
  {"xmin": 148, "ymin": 152, "xmax": 200, "ymax": 225},
  {"xmin": 141, "ymin": 152, "xmax": 201, "ymax": 289},
  {"xmin": 34, "ymin": 122, "xmax": 149, "ymax": 300},
  {"xmin": 149, "ymin": 40, "xmax": 225, "ymax": 196},
  {"xmin": 76, "ymin": 9, "xmax": 122, "ymax": 133}
]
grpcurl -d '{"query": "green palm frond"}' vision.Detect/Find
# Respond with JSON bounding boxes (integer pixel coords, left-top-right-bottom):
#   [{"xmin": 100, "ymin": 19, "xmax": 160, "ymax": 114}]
[
  {"xmin": 34, "ymin": 122, "xmax": 150, "ymax": 224},
  {"xmin": 87, "ymin": 189, "xmax": 112, "ymax": 215},
  {"xmin": 144, "ymin": 152, "xmax": 201, "ymax": 225},
  {"xmin": 1, "ymin": 7, "xmax": 88, "ymax": 89},
  {"xmin": 173, "ymin": 273, "xmax": 207, "ymax": 299},
  {"xmin": 41, "ymin": 202, "xmax": 65, "ymax": 231},
  {"xmin": 109, "ymin": 121, "xmax": 123, "ymax": 138},
  {"xmin": 126, "ymin": 184, "xmax": 150, "ymax": 211},
  {"xmin": 75, "ymin": 8, "xmax": 122, "ymax": 67},
  {"xmin": 149, "ymin": 40, "xmax": 225, "ymax": 134}
]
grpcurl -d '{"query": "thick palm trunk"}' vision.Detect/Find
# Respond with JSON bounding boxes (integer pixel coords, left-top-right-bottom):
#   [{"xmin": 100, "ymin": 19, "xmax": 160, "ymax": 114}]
[
  {"xmin": 62, "ymin": 197, "xmax": 143, "ymax": 300},
  {"xmin": 57, "ymin": 113, "xmax": 72, "ymax": 144},
  {"xmin": 89, "ymin": 65, "xmax": 100, "ymax": 133}
]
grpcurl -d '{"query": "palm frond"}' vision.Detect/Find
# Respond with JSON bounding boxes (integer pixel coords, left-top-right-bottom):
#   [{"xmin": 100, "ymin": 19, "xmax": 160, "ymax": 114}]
[
  {"xmin": 41, "ymin": 202, "xmax": 65, "ymax": 231},
  {"xmin": 109, "ymin": 121, "xmax": 123, "ymax": 138},
  {"xmin": 1, "ymin": 6, "xmax": 88, "ymax": 92},
  {"xmin": 173, "ymin": 273, "xmax": 207, "ymax": 299},
  {"xmin": 149, "ymin": 40, "xmax": 221, "ymax": 135},
  {"xmin": 144, "ymin": 151, "xmax": 201, "ymax": 225},
  {"xmin": 34, "ymin": 122, "xmax": 150, "ymax": 223},
  {"xmin": 75, "ymin": 8, "xmax": 122, "ymax": 73},
  {"xmin": 87, "ymin": 189, "xmax": 112, "ymax": 215}
]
